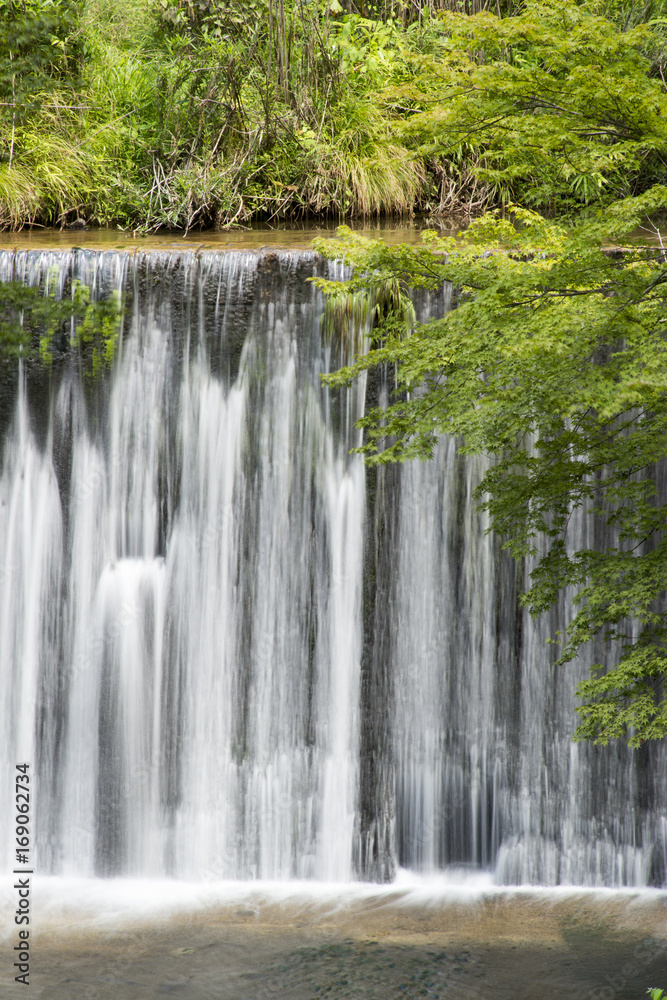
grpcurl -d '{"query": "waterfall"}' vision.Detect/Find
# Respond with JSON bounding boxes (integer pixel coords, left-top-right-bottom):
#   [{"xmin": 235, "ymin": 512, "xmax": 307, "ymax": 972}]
[{"xmin": 0, "ymin": 248, "xmax": 665, "ymax": 888}]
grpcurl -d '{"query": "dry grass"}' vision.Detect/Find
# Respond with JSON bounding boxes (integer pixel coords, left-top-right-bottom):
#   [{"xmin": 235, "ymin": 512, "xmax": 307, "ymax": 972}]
[{"xmin": 301, "ymin": 143, "xmax": 427, "ymax": 218}]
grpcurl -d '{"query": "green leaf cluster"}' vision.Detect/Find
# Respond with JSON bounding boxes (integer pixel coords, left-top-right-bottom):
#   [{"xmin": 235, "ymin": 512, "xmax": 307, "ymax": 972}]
[
  {"xmin": 315, "ymin": 187, "xmax": 667, "ymax": 745},
  {"xmin": 0, "ymin": 0, "xmax": 84, "ymax": 133},
  {"xmin": 0, "ymin": 277, "xmax": 121, "ymax": 376},
  {"xmin": 396, "ymin": 0, "xmax": 667, "ymax": 212}
]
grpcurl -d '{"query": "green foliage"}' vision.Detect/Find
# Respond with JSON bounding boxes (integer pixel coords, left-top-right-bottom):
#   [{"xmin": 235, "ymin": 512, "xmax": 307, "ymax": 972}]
[
  {"xmin": 154, "ymin": 0, "xmax": 270, "ymax": 41},
  {"xmin": 0, "ymin": 0, "xmax": 97, "ymax": 225},
  {"xmin": 139, "ymin": 2, "xmax": 428, "ymax": 226},
  {"xmin": 314, "ymin": 186, "xmax": 667, "ymax": 745},
  {"xmin": 81, "ymin": 0, "xmax": 154, "ymax": 49},
  {"xmin": 398, "ymin": 0, "xmax": 667, "ymax": 214},
  {"xmin": 0, "ymin": 0, "xmax": 84, "ymax": 139},
  {"xmin": 0, "ymin": 277, "xmax": 121, "ymax": 375},
  {"xmin": 591, "ymin": 0, "xmax": 667, "ymax": 31},
  {"xmin": 1, "ymin": 0, "xmax": 666, "ymax": 229},
  {"xmin": 0, "ymin": 0, "xmax": 494, "ymax": 229},
  {"xmin": 0, "ymin": 0, "xmax": 667, "ymax": 230}
]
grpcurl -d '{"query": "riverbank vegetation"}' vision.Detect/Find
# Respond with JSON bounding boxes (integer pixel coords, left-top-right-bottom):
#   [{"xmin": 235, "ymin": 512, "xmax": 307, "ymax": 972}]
[{"xmin": 2, "ymin": 0, "xmax": 667, "ymax": 231}]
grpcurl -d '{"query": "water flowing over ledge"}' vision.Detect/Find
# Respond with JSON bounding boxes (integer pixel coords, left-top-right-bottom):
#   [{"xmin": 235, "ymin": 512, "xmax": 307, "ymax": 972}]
[
  {"xmin": 0, "ymin": 248, "xmax": 666, "ymax": 890},
  {"xmin": 3, "ymin": 871, "xmax": 666, "ymax": 938}
]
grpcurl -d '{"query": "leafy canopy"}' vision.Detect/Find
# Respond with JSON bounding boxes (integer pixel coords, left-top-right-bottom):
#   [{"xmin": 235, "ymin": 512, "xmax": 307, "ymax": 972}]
[
  {"xmin": 314, "ymin": 186, "xmax": 667, "ymax": 746},
  {"xmin": 395, "ymin": 0, "xmax": 667, "ymax": 211}
]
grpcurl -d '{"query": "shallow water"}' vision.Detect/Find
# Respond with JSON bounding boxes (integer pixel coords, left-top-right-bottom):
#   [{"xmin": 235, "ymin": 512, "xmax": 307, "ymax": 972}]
[
  {"xmin": 0, "ymin": 216, "xmax": 657, "ymax": 254},
  {"xmin": 1, "ymin": 878, "xmax": 666, "ymax": 999},
  {"xmin": 0, "ymin": 219, "xmax": 453, "ymax": 253}
]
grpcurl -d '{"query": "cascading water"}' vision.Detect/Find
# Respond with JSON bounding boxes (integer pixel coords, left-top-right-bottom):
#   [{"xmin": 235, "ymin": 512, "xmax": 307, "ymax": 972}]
[
  {"xmin": 390, "ymin": 440, "xmax": 667, "ymax": 886},
  {"xmin": 0, "ymin": 247, "xmax": 665, "ymax": 888}
]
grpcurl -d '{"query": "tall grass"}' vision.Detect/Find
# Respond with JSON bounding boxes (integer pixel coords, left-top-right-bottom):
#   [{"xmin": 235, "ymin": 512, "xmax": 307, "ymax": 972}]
[
  {"xmin": 0, "ymin": 0, "xmax": 665, "ymax": 230},
  {"xmin": 0, "ymin": 0, "xmax": 441, "ymax": 229}
]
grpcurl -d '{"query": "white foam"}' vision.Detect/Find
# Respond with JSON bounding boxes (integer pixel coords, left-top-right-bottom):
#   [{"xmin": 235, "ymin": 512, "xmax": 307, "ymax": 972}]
[{"xmin": 3, "ymin": 870, "xmax": 666, "ymax": 943}]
